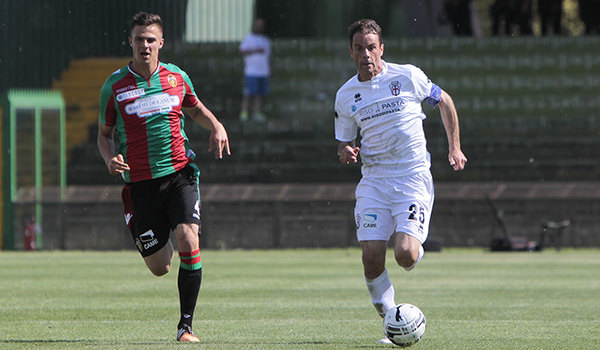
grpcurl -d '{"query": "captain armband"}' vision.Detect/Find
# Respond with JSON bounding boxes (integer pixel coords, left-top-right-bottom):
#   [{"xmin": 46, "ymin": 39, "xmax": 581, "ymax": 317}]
[{"xmin": 423, "ymin": 84, "xmax": 442, "ymax": 107}]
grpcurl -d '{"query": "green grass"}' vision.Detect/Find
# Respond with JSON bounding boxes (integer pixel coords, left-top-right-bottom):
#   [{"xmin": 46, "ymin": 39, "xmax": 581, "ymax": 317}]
[{"xmin": 1, "ymin": 249, "xmax": 599, "ymax": 349}]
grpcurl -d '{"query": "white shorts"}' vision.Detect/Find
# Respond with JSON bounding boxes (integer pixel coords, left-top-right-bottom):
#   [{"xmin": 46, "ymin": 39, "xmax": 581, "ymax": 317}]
[{"xmin": 354, "ymin": 171, "xmax": 434, "ymax": 244}]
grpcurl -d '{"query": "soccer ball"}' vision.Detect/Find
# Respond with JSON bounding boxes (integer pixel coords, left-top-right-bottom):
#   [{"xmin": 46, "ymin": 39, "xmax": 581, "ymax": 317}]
[{"xmin": 383, "ymin": 304, "xmax": 426, "ymax": 347}]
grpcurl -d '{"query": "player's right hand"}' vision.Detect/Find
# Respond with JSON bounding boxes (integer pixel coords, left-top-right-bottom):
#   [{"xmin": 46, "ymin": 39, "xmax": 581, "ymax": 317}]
[
  {"xmin": 106, "ymin": 154, "xmax": 130, "ymax": 175},
  {"xmin": 208, "ymin": 123, "xmax": 231, "ymax": 159},
  {"xmin": 339, "ymin": 146, "xmax": 360, "ymax": 165}
]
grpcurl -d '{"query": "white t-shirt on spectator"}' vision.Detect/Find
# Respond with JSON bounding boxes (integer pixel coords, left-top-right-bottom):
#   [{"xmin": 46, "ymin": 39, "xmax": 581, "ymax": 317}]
[{"xmin": 239, "ymin": 33, "xmax": 271, "ymax": 77}]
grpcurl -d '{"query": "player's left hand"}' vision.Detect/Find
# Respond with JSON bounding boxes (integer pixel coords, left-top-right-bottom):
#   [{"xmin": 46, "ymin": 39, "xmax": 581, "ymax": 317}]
[
  {"xmin": 209, "ymin": 123, "xmax": 231, "ymax": 159},
  {"xmin": 449, "ymin": 149, "xmax": 467, "ymax": 171}
]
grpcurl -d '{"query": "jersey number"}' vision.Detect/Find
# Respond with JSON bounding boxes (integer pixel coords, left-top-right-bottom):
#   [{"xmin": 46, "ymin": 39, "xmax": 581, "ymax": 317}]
[{"xmin": 408, "ymin": 204, "xmax": 425, "ymax": 229}]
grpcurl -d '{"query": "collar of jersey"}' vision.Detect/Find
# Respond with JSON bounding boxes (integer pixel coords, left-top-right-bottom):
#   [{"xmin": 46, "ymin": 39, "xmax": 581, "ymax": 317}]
[
  {"xmin": 356, "ymin": 60, "xmax": 388, "ymax": 84},
  {"xmin": 127, "ymin": 61, "xmax": 161, "ymax": 79}
]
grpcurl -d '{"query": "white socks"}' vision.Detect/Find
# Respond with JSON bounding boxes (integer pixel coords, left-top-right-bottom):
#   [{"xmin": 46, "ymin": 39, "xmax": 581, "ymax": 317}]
[
  {"xmin": 365, "ymin": 246, "xmax": 425, "ymax": 317},
  {"xmin": 403, "ymin": 245, "xmax": 424, "ymax": 271},
  {"xmin": 365, "ymin": 269, "xmax": 396, "ymax": 318}
]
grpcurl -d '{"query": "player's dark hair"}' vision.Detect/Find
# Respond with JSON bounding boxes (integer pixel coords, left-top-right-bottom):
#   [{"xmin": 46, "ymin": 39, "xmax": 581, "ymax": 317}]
[
  {"xmin": 130, "ymin": 12, "xmax": 163, "ymax": 31},
  {"xmin": 348, "ymin": 19, "xmax": 383, "ymax": 46}
]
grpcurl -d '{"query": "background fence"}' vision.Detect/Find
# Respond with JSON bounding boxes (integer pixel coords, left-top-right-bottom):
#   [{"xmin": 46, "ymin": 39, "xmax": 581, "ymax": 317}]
[{"xmin": 11, "ymin": 183, "xmax": 599, "ymax": 251}]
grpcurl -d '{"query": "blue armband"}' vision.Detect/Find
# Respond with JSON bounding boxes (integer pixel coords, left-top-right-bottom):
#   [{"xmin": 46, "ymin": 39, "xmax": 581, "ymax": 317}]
[{"xmin": 424, "ymin": 84, "xmax": 442, "ymax": 106}]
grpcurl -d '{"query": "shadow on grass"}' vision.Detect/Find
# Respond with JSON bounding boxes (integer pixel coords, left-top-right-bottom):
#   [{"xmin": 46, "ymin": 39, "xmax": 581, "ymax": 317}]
[
  {"xmin": 1, "ymin": 339, "xmax": 384, "ymax": 348},
  {"xmin": 0, "ymin": 339, "xmax": 170, "ymax": 345},
  {"xmin": 0, "ymin": 340, "xmax": 86, "ymax": 344},
  {"xmin": 202, "ymin": 340, "xmax": 383, "ymax": 348}
]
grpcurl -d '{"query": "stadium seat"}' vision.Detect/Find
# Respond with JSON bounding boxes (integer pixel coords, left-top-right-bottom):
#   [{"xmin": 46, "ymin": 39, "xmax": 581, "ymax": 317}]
[{"xmin": 62, "ymin": 37, "xmax": 600, "ymax": 183}]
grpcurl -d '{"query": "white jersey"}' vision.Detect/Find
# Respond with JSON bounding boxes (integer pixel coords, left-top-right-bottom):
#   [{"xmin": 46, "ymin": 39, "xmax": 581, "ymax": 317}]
[
  {"xmin": 239, "ymin": 33, "xmax": 271, "ymax": 77},
  {"xmin": 334, "ymin": 61, "xmax": 442, "ymax": 178}
]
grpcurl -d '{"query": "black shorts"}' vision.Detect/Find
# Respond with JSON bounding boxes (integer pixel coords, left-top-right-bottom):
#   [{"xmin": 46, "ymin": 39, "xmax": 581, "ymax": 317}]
[{"xmin": 121, "ymin": 164, "xmax": 201, "ymax": 257}]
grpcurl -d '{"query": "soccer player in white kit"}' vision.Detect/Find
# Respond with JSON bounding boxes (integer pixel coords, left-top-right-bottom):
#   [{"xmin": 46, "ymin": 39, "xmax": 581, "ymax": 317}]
[{"xmin": 334, "ymin": 19, "xmax": 467, "ymax": 342}]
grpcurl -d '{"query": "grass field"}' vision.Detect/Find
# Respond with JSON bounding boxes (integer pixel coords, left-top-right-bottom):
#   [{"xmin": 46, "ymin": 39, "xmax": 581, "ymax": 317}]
[{"xmin": 0, "ymin": 248, "xmax": 599, "ymax": 349}]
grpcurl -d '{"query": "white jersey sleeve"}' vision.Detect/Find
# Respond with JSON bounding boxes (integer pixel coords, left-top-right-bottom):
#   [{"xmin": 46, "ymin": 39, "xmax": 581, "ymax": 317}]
[
  {"xmin": 334, "ymin": 83, "xmax": 358, "ymax": 142},
  {"xmin": 409, "ymin": 64, "xmax": 442, "ymax": 107}
]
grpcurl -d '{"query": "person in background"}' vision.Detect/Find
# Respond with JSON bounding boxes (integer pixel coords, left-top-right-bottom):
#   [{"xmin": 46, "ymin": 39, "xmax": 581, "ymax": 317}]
[
  {"xmin": 510, "ymin": 0, "xmax": 533, "ymax": 35},
  {"xmin": 491, "ymin": 0, "xmax": 533, "ymax": 36},
  {"xmin": 538, "ymin": 0, "xmax": 563, "ymax": 35},
  {"xmin": 579, "ymin": 0, "xmax": 600, "ymax": 34},
  {"xmin": 441, "ymin": 0, "xmax": 473, "ymax": 36},
  {"xmin": 239, "ymin": 18, "xmax": 271, "ymax": 123}
]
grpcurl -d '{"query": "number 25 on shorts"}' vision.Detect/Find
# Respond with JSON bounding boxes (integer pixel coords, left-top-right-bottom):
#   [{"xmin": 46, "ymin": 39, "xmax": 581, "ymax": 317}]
[{"xmin": 408, "ymin": 203, "xmax": 425, "ymax": 230}]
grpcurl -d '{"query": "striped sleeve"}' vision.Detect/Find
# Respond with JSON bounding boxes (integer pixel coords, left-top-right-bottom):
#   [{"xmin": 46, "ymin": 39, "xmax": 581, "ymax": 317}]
[
  {"xmin": 98, "ymin": 78, "xmax": 116, "ymax": 126},
  {"xmin": 180, "ymin": 70, "xmax": 200, "ymax": 108}
]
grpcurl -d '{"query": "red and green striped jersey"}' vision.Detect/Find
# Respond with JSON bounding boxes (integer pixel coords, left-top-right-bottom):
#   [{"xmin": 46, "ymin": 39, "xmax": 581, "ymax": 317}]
[{"xmin": 99, "ymin": 62, "xmax": 200, "ymax": 182}]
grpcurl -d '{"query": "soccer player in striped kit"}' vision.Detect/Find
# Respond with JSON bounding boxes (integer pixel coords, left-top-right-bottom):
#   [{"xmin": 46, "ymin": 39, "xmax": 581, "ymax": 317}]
[
  {"xmin": 97, "ymin": 12, "xmax": 230, "ymax": 342},
  {"xmin": 334, "ymin": 19, "xmax": 467, "ymax": 343}
]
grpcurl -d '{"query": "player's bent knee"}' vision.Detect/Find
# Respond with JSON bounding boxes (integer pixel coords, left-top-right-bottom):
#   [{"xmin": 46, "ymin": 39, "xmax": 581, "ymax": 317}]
[
  {"xmin": 395, "ymin": 255, "xmax": 417, "ymax": 269},
  {"xmin": 144, "ymin": 248, "xmax": 173, "ymax": 276},
  {"xmin": 148, "ymin": 262, "xmax": 171, "ymax": 276},
  {"xmin": 143, "ymin": 240, "xmax": 175, "ymax": 276},
  {"xmin": 394, "ymin": 249, "xmax": 417, "ymax": 268}
]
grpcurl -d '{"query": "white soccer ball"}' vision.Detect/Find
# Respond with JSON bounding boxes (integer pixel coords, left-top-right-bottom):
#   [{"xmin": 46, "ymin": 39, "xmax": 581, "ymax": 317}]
[{"xmin": 383, "ymin": 304, "xmax": 426, "ymax": 347}]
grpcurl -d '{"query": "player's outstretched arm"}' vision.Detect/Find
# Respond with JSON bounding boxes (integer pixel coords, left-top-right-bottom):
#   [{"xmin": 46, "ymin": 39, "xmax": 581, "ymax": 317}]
[
  {"xmin": 438, "ymin": 90, "xmax": 467, "ymax": 171},
  {"xmin": 97, "ymin": 122, "xmax": 130, "ymax": 175},
  {"xmin": 338, "ymin": 141, "xmax": 360, "ymax": 165},
  {"xmin": 184, "ymin": 102, "xmax": 231, "ymax": 159}
]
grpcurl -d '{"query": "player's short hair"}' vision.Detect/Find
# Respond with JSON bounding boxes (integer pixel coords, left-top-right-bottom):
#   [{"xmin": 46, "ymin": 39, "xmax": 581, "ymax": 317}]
[
  {"xmin": 130, "ymin": 12, "xmax": 163, "ymax": 31},
  {"xmin": 348, "ymin": 19, "xmax": 383, "ymax": 46}
]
